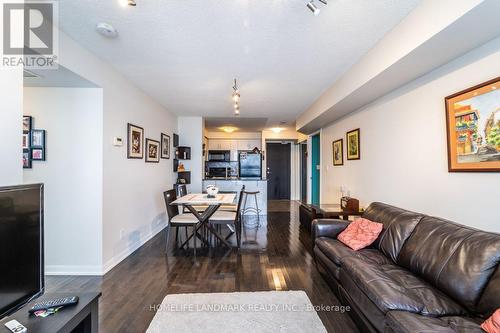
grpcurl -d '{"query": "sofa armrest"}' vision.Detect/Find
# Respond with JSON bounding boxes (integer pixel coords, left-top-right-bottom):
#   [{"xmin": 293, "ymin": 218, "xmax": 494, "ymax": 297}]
[{"xmin": 311, "ymin": 218, "xmax": 350, "ymax": 240}]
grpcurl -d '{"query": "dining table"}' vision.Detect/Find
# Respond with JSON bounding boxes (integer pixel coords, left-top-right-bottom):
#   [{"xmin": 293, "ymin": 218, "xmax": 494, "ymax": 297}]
[{"xmin": 171, "ymin": 193, "xmax": 237, "ymax": 252}]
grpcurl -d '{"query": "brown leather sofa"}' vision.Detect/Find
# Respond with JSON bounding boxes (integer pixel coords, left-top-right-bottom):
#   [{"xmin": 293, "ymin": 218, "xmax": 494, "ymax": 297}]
[{"xmin": 312, "ymin": 202, "xmax": 500, "ymax": 333}]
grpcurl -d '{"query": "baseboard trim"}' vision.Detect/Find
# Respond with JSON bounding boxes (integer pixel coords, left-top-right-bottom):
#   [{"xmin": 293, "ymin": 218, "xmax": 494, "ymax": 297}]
[
  {"xmin": 46, "ymin": 265, "xmax": 103, "ymax": 276},
  {"xmin": 101, "ymin": 222, "xmax": 167, "ymax": 275},
  {"xmin": 45, "ymin": 222, "xmax": 167, "ymax": 276}
]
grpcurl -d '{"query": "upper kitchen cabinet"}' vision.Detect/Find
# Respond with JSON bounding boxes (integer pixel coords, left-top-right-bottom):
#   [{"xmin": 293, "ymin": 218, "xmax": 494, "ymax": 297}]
[
  {"xmin": 208, "ymin": 139, "xmax": 231, "ymax": 150},
  {"xmin": 237, "ymin": 139, "xmax": 261, "ymax": 151}
]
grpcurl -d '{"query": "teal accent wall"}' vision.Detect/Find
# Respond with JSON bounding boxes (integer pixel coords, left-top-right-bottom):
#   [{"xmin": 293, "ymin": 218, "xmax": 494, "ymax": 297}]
[{"xmin": 311, "ymin": 134, "xmax": 320, "ymax": 205}]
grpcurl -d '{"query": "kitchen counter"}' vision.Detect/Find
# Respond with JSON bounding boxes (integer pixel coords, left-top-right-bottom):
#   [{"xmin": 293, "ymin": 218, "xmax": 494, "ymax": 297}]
[{"xmin": 202, "ymin": 179, "xmax": 267, "ymax": 215}]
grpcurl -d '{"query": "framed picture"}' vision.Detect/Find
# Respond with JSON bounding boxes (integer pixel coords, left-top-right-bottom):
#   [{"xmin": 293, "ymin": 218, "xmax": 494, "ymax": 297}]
[
  {"xmin": 23, "ymin": 116, "xmax": 32, "ymax": 133},
  {"xmin": 346, "ymin": 128, "xmax": 360, "ymax": 160},
  {"xmin": 31, "ymin": 129, "xmax": 45, "ymax": 148},
  {"xmin": 173, "ymin": 133, "xmax": 179, "ymax": 148},
  {"xmin": 161, "ymin": 133, "xmax": 170, "ymax": 159},
  {"xmin": 333, "ymin": 139, "xmax": 344, "ymax": 166},
  {"xmin": 127, "ymin": 123, "xmax": 144, "ymax": 159},
  {"xmin": 22, "ymin": 133, "xmax": 30, "ymax": 149},
  {"xmin": 23, "ymin": 150, "xmax": 31, "ymax": 169},
  {"xmin": 145, "ymin": 138, "xmax": 160, "ymax": 163},
  {"xmin": 31, "ymin": 148, "xmax": 45, "ymax": 161},
  {"xmin": 445, "ymin": 77, "xmax": 500, "ymax": 172}
]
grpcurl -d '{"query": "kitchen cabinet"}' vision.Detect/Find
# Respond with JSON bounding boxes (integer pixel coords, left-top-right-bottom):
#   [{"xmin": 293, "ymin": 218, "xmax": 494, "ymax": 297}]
[
  {"xmin": 208, "ymin": 139, "xmax": 231, "ymax": 150},
  {"xmin": 237, "ymin": 139, "xmax": 261, "ymax": 151}
]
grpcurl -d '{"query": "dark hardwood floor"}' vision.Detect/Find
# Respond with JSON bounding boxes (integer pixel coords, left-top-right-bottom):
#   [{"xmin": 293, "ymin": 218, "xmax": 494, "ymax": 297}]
[{"xmin": 46, "ymin": 200, "xmax": 359, "ymax": 333}]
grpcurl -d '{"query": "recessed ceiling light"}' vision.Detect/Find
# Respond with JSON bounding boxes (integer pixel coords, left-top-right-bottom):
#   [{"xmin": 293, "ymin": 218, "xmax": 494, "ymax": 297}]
[
  {"xmin": 271, "ymin": 128, "xmax": 284, "ymax": 134},
  {"xmin": 96, "ymin": 23, "xmax": 118, "ymax": 38},
  {"xmin": 492, "ymin": 86, "xmax": 497, "ymax": 90}
]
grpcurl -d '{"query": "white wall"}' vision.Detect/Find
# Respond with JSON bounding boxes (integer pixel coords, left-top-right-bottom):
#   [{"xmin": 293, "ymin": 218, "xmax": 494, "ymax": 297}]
[
  {"xmin": 320, "ymin": 37, "xmax": 500, "ymax": 233},
  {"xmin": 23, "ymin": 88, "xmax": 104, "ymax": 274},
  {"xmin": 178, "ymin": 116, "xmax": 203, "ymax": 192},
  {"xmin": 51, "ymin": 31, "xmax": 177, "ymax": 274},
  {"xmin": 0, "ymin": 69, "xmax": 23, "ymax": 186}
]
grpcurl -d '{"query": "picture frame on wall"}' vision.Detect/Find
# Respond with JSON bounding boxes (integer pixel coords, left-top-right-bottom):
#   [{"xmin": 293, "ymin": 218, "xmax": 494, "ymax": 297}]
[
  {"xmin": 23, "ymin": 150, "xmax": 31, "ymax": 169},
  {"xmin": 23, "ymin": 116, "xmax": 32, "ymax": 133},
  {"xmin": 31, "ymin": 148, "xmax": 45, "ymax": 161},
  {"xmin": 161, "ymin": 133, "xmax": 170, "ymax": 159},
  {"xmin": 31, "ymin": 129, "xmax": 45, "ymax": 148},
  {"xmin": 145, "ymin": 138, "xmax": 160, "ymax": 163},
  {"xmin": 127, "ymin": 123, "xmax": 144, "ymax": 159},
  {"xmin": 346, "ymin": 128, "xmax": 360, "ymax": 160},
  {"xmin": 445, "ymin": 76, "xmax": 500, "ymax": 172},
  {"xmin": 22, "ymin": 133, "xmax": 30, "ymax": 149},
  {"xmin": 333, "ymin": 139, "xmax": 344, "ymax": 166}
]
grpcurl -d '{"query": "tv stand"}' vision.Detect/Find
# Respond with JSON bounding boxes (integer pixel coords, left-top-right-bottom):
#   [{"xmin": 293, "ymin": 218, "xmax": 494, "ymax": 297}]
[{"xmin": 0, "ymin": 292, "xmax": 101, "ymax": 333}]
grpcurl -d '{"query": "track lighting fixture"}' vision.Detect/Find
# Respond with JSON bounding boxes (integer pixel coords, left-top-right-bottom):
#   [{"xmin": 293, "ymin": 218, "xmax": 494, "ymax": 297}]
[
  {"xmin": 232, "ymin": 78, "xmax": 240, "ymax": 116},
  {"xmin": 307, "ymin": 1, "xmax": 320, "ymax": 16},
  {"xmin": 119, "ymin": 0, "xmax": 136, "ymax": 7}
]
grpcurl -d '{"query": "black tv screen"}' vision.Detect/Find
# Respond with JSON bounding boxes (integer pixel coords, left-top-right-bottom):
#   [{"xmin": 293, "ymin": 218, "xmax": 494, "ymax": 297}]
[{"xmin": 0, "ymin": 184, "xmax": 44, "ymax": 319}]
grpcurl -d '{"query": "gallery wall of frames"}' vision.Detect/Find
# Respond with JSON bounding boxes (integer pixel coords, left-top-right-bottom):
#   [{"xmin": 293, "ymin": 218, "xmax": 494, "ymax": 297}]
[
  {"xmin": 22, "ymin": 116, "xmax": 47, "ymax": 169},
  {"xmin": 127, "ymin": 123, "xmax": 173, "ymax": 163}
]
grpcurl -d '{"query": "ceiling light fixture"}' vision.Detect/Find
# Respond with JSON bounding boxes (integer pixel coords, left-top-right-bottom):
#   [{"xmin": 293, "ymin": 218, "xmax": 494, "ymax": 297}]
[
  {"xmin": 232, "ymin": 78, "xmax": 240, "ymax": 116},
  {"xmin": 119, "ymin": 0, "xmax": 136, "ymax": 7},
  {"xmin": 221, "ymin": 127, "xmax": 237, "ymax": 133},
  {"xmin": 318, "ymin": 0, "xmax": 327, "ymax": 4},
  {"xmin": 307, "ymin": 1, "xmax": 320, "ymax": 16},
  {"xmin": 96, "ymin": 22, "xmax": 118, "ymax": 38},
  {"xmin": 271, "ymin": 128, "xmax": 284, "ymax": 134}
]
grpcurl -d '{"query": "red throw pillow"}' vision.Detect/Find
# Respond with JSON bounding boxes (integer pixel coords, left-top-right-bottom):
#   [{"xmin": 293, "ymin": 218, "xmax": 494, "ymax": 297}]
[
  {"xmin": 337, "ymin": 218, "xmax": 383, "ymax": 251},
  {"xmin": 482, "ymin": 309, "xmax": 500, "ymax": 333}
]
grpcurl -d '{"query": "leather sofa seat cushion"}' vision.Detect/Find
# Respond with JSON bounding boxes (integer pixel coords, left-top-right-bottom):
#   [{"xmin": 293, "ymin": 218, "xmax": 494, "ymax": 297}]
[
  {"xmin": 386, "ymin": 311, "xmax": 484, "ymax": 333},
  {"xmin": 342, "ymin": 256, "xmax": 466, "ymax": 316},
  {"xmin": 398, "ymin": 216, "xmax": 500, "ymax": 312},
  {"xmin": 362, "ymin": 202, "xmax": 423, "ymax": 262},
  {"xmin": 315, "ymin": 238, "xmax": 392, "ymax": 267},
  {"xmin": 314, "ymin": 246, "xmax": 341, "ymax": 280}
]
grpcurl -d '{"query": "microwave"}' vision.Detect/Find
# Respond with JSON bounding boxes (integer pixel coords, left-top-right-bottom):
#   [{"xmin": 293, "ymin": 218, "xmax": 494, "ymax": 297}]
[{"xmin": 208, "ymin": 150, "xmax": 231, "ymax": 162}]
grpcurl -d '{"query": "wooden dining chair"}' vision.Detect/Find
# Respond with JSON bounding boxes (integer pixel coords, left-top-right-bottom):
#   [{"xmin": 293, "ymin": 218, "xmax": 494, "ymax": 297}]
[
  {"xmin": 163, "ymin": 189, "xmax": 200, "ymax": 260},
  {"xmin": 208, "ymin": 185, "xmax": 246, "ymax": 248}
]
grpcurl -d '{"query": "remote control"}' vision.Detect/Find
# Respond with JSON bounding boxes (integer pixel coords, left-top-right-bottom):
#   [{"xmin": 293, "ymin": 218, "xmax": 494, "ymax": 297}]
[
  {"xmin": 28, "ymin": 296, "xmax": 79, "ymax": 313},
  {"xmin": 4, "ymin": 319, "xmax": 27, "ymax": 333}
]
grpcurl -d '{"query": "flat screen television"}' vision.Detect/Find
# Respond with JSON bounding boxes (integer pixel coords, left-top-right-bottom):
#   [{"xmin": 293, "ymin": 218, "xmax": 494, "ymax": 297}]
[{"xmin": 0, "ymin": 184, "xmax": 44, "ymax": 319}]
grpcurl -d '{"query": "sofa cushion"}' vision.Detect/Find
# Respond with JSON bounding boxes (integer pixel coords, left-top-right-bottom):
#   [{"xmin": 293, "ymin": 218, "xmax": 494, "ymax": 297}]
[
  {"xmin": 386, "ymin": 311, "xmax": 484, "ymax": 333},
  {"xmin": 337, "ymin": 218, "xmax": 383, "ymax": 250},
  {"xmin": 342, "ymin": 256, "xmax": 466, "ymax": 316},
  {"xmin": 362, "ymin": 202, "xmax": 423, "ymax": 262},
  {"xmin": 398, "ymin": 216, "xmax": 500, "ymax": 312},
  {"xmin": 481, "ymin": 309, "xmax": 500, "ymax": 333},
  {"xmin": 315, "ymin": 238, "xmax": 392, "ymax": 267}
]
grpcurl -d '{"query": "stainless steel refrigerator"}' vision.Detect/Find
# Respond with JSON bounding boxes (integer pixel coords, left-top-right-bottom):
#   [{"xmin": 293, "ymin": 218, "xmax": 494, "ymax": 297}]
[{"xmin": 238, "ymin": 152, "xmax": 262, "ymax": 178}]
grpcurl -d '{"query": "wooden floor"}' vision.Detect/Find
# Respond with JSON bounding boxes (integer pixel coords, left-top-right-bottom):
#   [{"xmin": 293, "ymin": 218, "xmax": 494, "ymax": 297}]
[{"xmin": 46, "ymin": 200, "xmax": 359, "ymax": 333}]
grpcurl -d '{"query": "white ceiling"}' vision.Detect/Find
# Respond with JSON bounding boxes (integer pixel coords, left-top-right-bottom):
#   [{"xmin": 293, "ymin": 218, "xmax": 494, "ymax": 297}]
[{"xmin": 58, "ymin": 0, "xmax": 420, "ymax": 128}]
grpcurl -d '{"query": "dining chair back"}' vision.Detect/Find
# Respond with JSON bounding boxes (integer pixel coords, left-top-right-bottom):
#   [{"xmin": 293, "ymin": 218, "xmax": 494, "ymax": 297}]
[
  {"xmin": 174, "ymin": 184, "xmax": 188, "ymax": 198},
  {"xmin": 163, "ymin": 189, "xmax": 179, "ymax": 220}
]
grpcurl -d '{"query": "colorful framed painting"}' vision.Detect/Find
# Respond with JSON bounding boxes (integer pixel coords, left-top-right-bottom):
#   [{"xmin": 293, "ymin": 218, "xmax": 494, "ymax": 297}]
[
  {"xmin": 31, "ymin": 129, "xmax": 45, "ymax": 148},
  {"xmin": 127, "ymin": 123, "xmax": 144, "ymax": 159},
  {"xmin": 23, "ymin": 116, "xmax": 32, "ymax": 133},
  {"xmin": 346, "ymin": 129, "xmax": 360, "ymax": 160},
  {"xmin": 333, "ymin": 139, "xmax": 343, "ymax": 166},
  {"xmin": 145, "ymin": 138, "xmax": 160, "ymax": 163},
  {"xmin": 161, "ymin": 133, "xmax": 170, "ymax": 159},
  {"xmin": 23, "ymin": 150, "xmax": 32, "ymax": 169},
  {"xmin": 31, "ymin": 148, "xmax": 45, "ymax": 161},
  {"xmin": 445, "ymin": 77, "xmax": 500, "ymax": 172}
]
